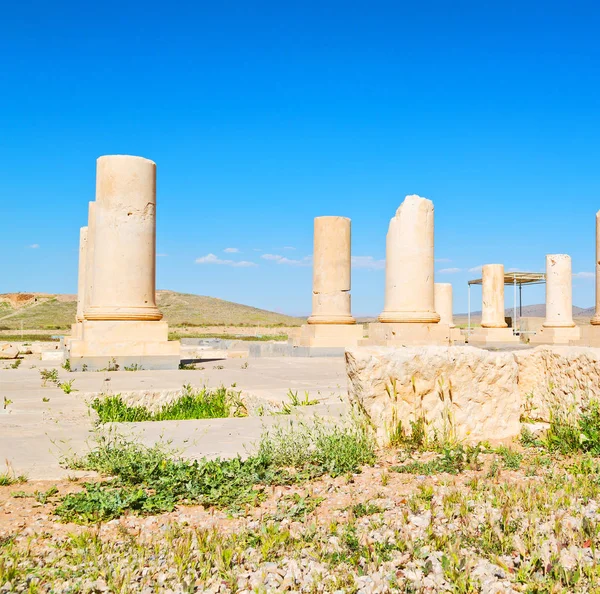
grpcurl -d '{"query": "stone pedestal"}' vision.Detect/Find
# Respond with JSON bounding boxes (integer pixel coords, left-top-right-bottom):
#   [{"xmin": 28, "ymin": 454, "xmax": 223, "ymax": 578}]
[
  {"xmin": 69, "ymin": 321, "xmax": 179, "ymax": 371},
  {"xmin": 379, "ymin": 195, "xmax": 440, "ymax": 323},
  {"xmin": 293, "ymin": 323, "xmax": 364, "ymax": 348},
  {"xmin": 293, "ymin": 216, "xmax": 361, "ymax": 348},
  {"xmin": 68, "ymin": 155, "xmax": 180, "ymax": 369},
  {"xmin": 531, "ymin": 254, "xmax": 579, "ymax": 344},
  {"xmin": 66, "ymin": 226, "xmax": 89, "ymax": 348},
  {"xmin": 362, "ymin": 322, "xmax": 450, "ymax": 346},
  {"xmin": 469, "ymin": 327, "xmax": 519, "ymax": 345}
]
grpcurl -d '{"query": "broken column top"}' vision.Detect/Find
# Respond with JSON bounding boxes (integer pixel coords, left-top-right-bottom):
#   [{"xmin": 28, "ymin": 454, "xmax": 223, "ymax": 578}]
[{"xmin": 395, "ymin": 194, "xmax": 433, "ymax": 218}]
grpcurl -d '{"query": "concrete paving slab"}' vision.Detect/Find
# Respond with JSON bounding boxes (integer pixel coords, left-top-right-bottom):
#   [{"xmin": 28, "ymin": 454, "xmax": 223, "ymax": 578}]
[{"xmin": 0, "ymin": 357, "xmax": 348, "ymax": 480}]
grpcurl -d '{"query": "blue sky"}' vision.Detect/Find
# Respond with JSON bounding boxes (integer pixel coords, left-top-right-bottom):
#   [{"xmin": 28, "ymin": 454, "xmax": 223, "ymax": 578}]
[{"xmin": 1, "ymin": 1, "xmax": 599, "ymax": 316}]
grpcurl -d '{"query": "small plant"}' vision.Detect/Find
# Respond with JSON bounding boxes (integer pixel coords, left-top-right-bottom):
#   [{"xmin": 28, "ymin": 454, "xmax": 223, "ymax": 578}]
[
  {"xmin": 3, "ymin": 397, "xmax": 12, "ymax": 410},
  {"xmin": 10, "ymin": 359, "xmax": 21, "ymax": 369},
  {"xmin": 496, "ymin": 445, "xmax": 523, "ymax": 470},
  {"xmin": 278, "ymin": 390, "xmax": 320, "ymax": 414},
  {"xmin": 124, "ymin": 364, "xmax": 143, "ymax": 372},
  {"xmin": 178, "ymin": 362, "xmax": 196, "ymax": 370},
  {"xmin": 60, "ymin": 380, "xmax": 76, "ymax": 394},
  {"xmin": 35, "ymin": 485, "xmax": 59, "ymax": 504},
  {"xmin": 62, "ymin": 359, "xmax": 71, "ymax": 372},
  {"xmin": 213, "ymin": 365, "xmax": 224, "ymax": 370},
  {"xmin": 42, "ymin": 397, "xmax": 50, "ymax": 403},
  {"xmin": 241, "ymin": 361, "xmax": 249, "ymax": 369},
  {"xmin": 351, "ymin": 502, "xmax": 384, "ymax": 517},
  {"xmin": 40, "ymin": 368, "xmax": 59, "ymax": 387},
  {"xmin": 0, "ymin": 465, "xmax": 27, "ymax": 486},
  {"xmin": 392, "ymin": 444, "xmax": 482, "ymax": 475}
]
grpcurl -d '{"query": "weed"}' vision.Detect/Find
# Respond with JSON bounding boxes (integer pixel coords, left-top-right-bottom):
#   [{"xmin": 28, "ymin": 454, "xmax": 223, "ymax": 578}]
[
  {"xmin": 496, "ymin": 446, "xmax": 523, "ymax": 470},
  {"xmin": 3, "ymin": 397, "xmax": 12, "ymax": 410},
  {"xmin": 60, "ymin": 380, "xmax": 76, "ymax": 394},
  {"xmin": 278, "ymin": 390, "xmax": 320, "ymax": 414},
  {"xmin": 123, "ymin": 364, "xmax": 143, "ymax": 371},
  {"xmin": 40, "ymin": 368, "xmax": 59, "ymax": 387},
  {"xmin": 178, "ymin": 362, "xmax": 196, "ymax": 370},
  {"xmin": 57, "ymin": 418, "xmax": 375, "ymax": 523},
  {"xmin": 392, "ymin": 444, "xmax": 482, "ymax": 475},
  {"xmin": 351, "ymin": 502, "xmax": 383, "ymax": 517},
  {"xmin": 9, "ymin": 359, "xmax": 21, "ymax": 369},
  {"xmin": 91, "ymin": 386, "xmax": 246, "ymax": 422},
  {"xmin": 62, "ymin": 359, "xmax": 71, "ymax": 372}
]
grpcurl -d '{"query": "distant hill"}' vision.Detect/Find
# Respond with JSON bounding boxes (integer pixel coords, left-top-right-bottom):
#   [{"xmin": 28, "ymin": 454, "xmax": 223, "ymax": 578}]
[{"xmin": 0, "ymin": 291, "xmax": 304, "ymax": 330}]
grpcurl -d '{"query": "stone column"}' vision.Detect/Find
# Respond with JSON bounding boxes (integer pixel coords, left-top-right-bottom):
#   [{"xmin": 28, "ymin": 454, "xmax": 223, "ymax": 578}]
[
  {"xmin": 75, "ymin": 227, "xmax": 88, "ymax": 322},
  {"xmin": 592, "ymin": 211, "xmax": 600, "ymax": 325},
  {"xmin": 307, "ymin": 216, "xmax": 355, "ymax": 324},
  {"xmin": 543, "ymin": 254, "xmax": 575, "ymax": 328},
  {"xmin": 434, "ymin": 283, "xmax": 455, "ymax": 327},
  {"xmin": 83, "ymin": 201, "xmax": 96, "ymax": 317},
  {"xmin": 480, "ymin": 264, "xmax": 507, "ymax": 328},
  {"xmin": 85, "ymin": 155, "xmax": 162, "ymax": 321},
  {"xmin": 379, "ymin": 195, "xmax": 439, "ymax": 323}
]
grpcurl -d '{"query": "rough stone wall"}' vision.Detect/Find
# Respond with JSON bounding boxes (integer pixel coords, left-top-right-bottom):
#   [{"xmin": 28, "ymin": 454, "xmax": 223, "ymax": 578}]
[
  {"xmin": 516, "ymin": 346, "xmax": 600, "ymax": 421},
  {"xmin": 346, "ymin": 346, "xmax": 520, "ymax": 444},
  {"xmin": 346, "ymin": 345, "xmax": 600, "ymax": 445}
]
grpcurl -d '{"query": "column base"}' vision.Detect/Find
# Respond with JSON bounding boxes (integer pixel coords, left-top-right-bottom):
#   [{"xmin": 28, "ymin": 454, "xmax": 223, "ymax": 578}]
[
  {"xmin": 574, "ymin": 325, "xmax": 600, "ymax": 347},
  {"xmin": 290, "ymin": 323, "xmax": 364, "ymax": 348},
  {"xmin": 85, "ymin": 305, "xmax": 163, "ymax": 321},
  {"xmin": 361, "ymin": 322, "xmax": 450, "ymax": 346},
  {"xmin": 64, "ymin": 322, "xmax": 83, "ymax": 348},
  {"xmin": 68, "ymin": 320, "xmax": 180, "ymax": 371},
  {"xmin": 468, "ymin": 327, "xmax": 519, "ymax": 346},
  {"xmin": 530, "ymin": 326, "xmax": 581, "ymax": 345},
  {"xmin": 450, "ymin": 327, "xmax": 465, "ymax": 344}
]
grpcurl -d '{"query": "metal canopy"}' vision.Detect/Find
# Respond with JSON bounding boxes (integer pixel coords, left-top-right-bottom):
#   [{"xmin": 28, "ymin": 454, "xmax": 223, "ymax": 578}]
[
  {"xmin": 467, "ymin": 271, "xmax": 546, "ymax": 334},
  {"xmin": 468, "ymin": 272, "xmax": 545, "ymax": 286}
]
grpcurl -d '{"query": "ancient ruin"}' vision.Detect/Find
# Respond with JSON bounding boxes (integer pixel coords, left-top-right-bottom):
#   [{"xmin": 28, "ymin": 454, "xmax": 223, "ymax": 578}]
[
  {"xmin": 469, "ymin": 264, "xmax": 518, "ymax": 345},
  {"xmin": 292, "ymin": 216, "xmax": 363, "ymax": 347},
  {"xmin": 67, "ymin": 155, "xmax": 180, "ymax": 370},
  {"xmin": 531, "ymin": 254, "xmax": 580, "ymax": 344},
  {"xmin": 367, "ymin": 195, "xmax": 449, "ymax": 345}
]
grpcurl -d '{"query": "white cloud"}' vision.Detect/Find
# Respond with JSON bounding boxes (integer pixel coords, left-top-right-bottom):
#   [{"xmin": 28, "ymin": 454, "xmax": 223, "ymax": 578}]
[
  {"xmin": 261, "ymin": 253, "xmax": 311, "ymax": 266},
  {"xmin": 438, "ymin": 267, "xmax": 462, "ymax": 274},
  {"xmin": 351, "ymin": 256, "xmax": 385, "ymax": 270},
  {"xmin": 28, "ymin": 244, "xmax": 39, "ymax": 249},
  {"xmin": 224, "ymin": 247, "xmax": 240, "ymax": 253},
  {"xmin": 573, "ymin": 271, "xmax": 595, "ymax": 279},
  {"xmin": 253, "ymin": 248, "xmax": 263, "ymax": 252},
  {"xmin": 468, "ymin": 265, "xmax": 483, "ymax": 273},
  {"xmin": 435, "ymin": 258, "xmax": 452, "ymax": 263},
  {"xmin": 195, "ymin": 253, "xmax": 257, "ymax": 267}
]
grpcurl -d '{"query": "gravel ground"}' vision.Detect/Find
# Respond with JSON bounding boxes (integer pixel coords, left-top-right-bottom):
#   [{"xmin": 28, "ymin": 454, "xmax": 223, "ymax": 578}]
[{"xmin": 2, "ymin": 444, "xmax": 600, "ymax": 593}]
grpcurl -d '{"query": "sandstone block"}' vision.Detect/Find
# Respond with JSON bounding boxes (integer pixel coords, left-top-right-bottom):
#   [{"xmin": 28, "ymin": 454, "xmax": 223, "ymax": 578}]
[
  {"xmin": 0, "ymin": 343, "xmax": 19, "ymax": 359},
  {"xmin": 346, "ymin": 346, "xmax": 521, "ymax": 445}
]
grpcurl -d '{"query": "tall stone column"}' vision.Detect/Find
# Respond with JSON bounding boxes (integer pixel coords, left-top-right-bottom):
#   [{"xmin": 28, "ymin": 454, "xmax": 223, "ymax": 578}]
[
  {"xmin": 543, "ymin": 254, "xmax": 575, "ymax": 328},
  {"xmin": 470, "ymin": 263, "xmax": 518, "ymax": 345},
  {"xmin": 86, "ymin": 155, "xmax": 162, "ymax": 321},
  {"xmin": 480, "ymin": 264, "xmax": 507, "ymax": 328},
  {"xmin": 379, "ymin": 195, "xmax": 440, "ymax": 323},
  {"xmin": 592, "ymin": 211, "xmax": 600, "ymax": 325},
  {"xmin": 83, "ymin": 201, "xmax": 96, "ymax": 317},
  {"xmin": 307, "ymin": 216, "xmax": 355, "ymax": 325},
  {"xmin": 434, "ymin": 283, "xmax": 455, "ymax": 327},
  {"xmin": 75, "ymin": 227, "xmax": 88, "ymax": 322}
]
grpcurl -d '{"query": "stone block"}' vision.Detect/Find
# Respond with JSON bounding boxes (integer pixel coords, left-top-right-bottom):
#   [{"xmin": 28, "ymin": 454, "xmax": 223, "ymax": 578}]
[
  {"xmin": 292, "ymin": 323, "xmax": 364, "ymax": 348},
  {"xmin": 68, "ymin": 320, "xmax": 180, "ymax": 370},
  {"xmin": 576, "ymin": 325, "xmax": 600, "ymax": 347},
  {"xmin": 0, "ymin": 343, "xmax": 19, "ymax": 359},
  {"xmin": 346, "ymin": 346, "xmax": 521, "ymax": 444},
  {"xmin": 363, "ymin": 322, "xmax": 450, "ymax": 347},
  {"xmin": 529, "ymin": 326, "xmax": 581, "ymax": 345},
  {"xmin": 515, "ymin": 345, "xmax": 600, "ymax": 421},
  {"xmin": 468, "ymin": 327, "xmax": 519, "ymax": 346}
]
